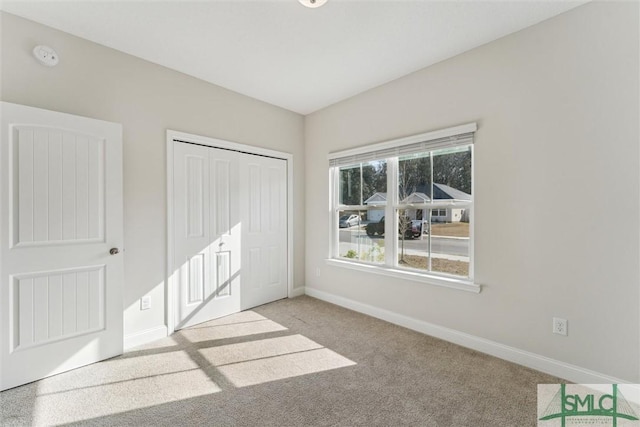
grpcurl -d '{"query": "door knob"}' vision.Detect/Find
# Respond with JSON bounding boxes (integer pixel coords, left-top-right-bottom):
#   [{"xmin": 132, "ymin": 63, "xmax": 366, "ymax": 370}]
[{"xmin": 110, "ymin": 248, "xmax": 120, "ymax": 255}]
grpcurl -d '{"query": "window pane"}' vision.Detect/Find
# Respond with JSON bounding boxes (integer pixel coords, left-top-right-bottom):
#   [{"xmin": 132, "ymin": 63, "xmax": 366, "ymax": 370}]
[
  {"xmin": 432, "ymin": 146, "xmax": 472, "ymax": 198},
  {"xmin": 431, "ymin": 209, "xmax": 447, "ymax": 221},
  {"xmin": 339, "ymin": 161, "xmax": 387, "ymax": 206},
  {"xmin": 338, "ymin": 210, "xmax": 385, "ymax": 264},
  {"xmin": 339, "ymin": 165, "xmax": 361, "ymax": 205},
  {"xmin": 397, "ymin": 209, "xmax": 429, "ymax": 271},
  {"xmin": 430, "ymin": 213, "xmax": 470, "ymax": 277},
  {"xmin": 362, "ymin": 161, "xmax": 387, "ymax": 204},
  {"xmin": 398, "ymin": 153, "xmax": 431, "ymax": 204},
  {"xmin": 397, "ymin": 207, "xmax": 470, "ymax": 278}
]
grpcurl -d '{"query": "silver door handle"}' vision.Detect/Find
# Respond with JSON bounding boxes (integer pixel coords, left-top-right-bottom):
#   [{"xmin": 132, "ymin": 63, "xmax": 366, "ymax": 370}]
[{"xmin": 110, "ymin": 248, "xmax": 120, "ymax": 255}]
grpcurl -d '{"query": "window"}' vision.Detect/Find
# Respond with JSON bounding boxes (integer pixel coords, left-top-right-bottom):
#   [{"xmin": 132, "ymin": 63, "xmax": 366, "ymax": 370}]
[
  {"xmin": 329, "ymin": 123, "xmax": 475, "ymax": 286},
  {"xmin": 336, "ymin": 160, "xmax": 387, "ymax": 264},
  {"xmin": 431, "ymin": 209, "xmax": 446, "ymax": 217},
  {"xmin": 396, "ymin": 145, "xmax": 472, "ymax": 277}
]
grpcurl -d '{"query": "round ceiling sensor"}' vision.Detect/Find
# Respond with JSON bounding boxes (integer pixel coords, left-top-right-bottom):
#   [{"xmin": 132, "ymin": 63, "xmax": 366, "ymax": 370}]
[
  {"xmin": 298, "ymin": 0, "xmax": 328, "ymax": 8},
  {"xmin": 33, "ymin": 45, "xmax": 59, "ymax": 67}
]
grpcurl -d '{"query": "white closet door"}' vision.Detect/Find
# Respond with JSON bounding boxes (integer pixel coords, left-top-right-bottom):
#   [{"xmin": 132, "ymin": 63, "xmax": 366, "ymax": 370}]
[
  {"xmin": 173, "ymin": 143, "xmax": 241, "ymax": 329},
  {"xmin": 0, "ymin": 102, "xmax": 123, "ymax": 391},
  {"xmin": 173, "ymin": 141, "xmax": 287, "ymax": 328},
  {"xmin": 239, "ymin": 153, "xmax": 288, "ymax": 310}
]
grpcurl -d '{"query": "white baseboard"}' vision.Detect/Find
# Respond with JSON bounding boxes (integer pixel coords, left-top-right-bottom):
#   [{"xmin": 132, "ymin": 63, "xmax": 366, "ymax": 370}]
[
  {"xmin": 124, "ymin": 325, "xmax": 168, "ymax": 351},
  {"xmin": 289, "ymin": 286, "xmax": 306, "ymax": 298},
  {"xmin": 304, "ymin": 287, "xmax": 630, "ymax": 384}
]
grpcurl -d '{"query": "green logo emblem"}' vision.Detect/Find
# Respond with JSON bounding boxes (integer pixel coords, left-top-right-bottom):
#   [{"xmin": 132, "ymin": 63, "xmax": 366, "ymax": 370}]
[{"xmin": 539, "ymin": 384, "xmax": 639, "ymax": 426}]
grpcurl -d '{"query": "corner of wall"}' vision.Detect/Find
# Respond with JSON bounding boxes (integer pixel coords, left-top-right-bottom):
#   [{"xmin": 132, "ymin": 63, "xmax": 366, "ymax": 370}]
[{"xmin": 123, "ymin": 325, "xmax": 168, "ymax": 351}]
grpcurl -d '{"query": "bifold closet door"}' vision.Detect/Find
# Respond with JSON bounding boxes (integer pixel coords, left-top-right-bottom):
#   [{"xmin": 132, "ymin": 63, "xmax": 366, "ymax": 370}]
[
  {"xmin": 173, "ymin": 142, "xmax": 287, "ymax": 329},
  {"xmin": 173, "ymin": 143, "xmax": 241, "ymax": 329},
  {"xmin": 239, "ymin": 153, "xmax": 287, "ymax": 310}
]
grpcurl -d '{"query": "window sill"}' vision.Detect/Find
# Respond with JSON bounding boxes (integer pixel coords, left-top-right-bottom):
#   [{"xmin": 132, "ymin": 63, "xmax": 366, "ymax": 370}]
[{"xmin": 324, "ymin": 258, "xmax": 481, "ymax": 293}]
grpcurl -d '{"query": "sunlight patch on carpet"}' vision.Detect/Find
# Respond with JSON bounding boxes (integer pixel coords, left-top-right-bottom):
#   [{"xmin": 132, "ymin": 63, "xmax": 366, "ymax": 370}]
[
  {"xmin": 30, "ymin": 350, "xmax": 220, "ymax": 425},
  {"xmin": 179, "ymin": 319, "xmax": 287, "ymax": 343},
  {"xmin": 187, "ymin": 310, "xmax": 269, "ymax": 328},
  {"xmin": 217, "ymin": 347, "xmax": 356, "ymax": 387},
  {"xmin": 199, "ymin": 334, "xmax": 324, "ymax": 366}
]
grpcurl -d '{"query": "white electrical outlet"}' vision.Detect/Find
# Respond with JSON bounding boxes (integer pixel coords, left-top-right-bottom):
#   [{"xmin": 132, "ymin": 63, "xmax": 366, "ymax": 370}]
[
  {"xmin": 141, "ymin": 295, "xmax": 151, "ymax": 311},
  {"xmin": 553, "ymin": 317, "xmax": 568, "ymax": 336}
]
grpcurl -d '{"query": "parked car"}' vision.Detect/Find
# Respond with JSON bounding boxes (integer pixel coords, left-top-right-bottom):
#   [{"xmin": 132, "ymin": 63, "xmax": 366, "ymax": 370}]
[
  {"xmin": 365, "ymin": 216, "xmax": 385, "ymax": 236},
  {"xmin": 339, "ymin": 214, "xmax": 361, "ymax": 228},
  {"xmin": 365, "ymin": 216, "xmax": 414, "ymax": 238},
  {"xmin": 411, "ymin": 220, "xmax": 429, "ymax": 236}
]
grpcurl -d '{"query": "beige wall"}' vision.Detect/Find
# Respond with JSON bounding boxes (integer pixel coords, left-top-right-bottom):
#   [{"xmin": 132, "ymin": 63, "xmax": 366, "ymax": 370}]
[
  {"xmin": 0, "ymin": 12, "xmax": 305, "ymax": 339},
  {"xmin": 305, "ymin": 2, "xmax": 640, "ymax": 381}
]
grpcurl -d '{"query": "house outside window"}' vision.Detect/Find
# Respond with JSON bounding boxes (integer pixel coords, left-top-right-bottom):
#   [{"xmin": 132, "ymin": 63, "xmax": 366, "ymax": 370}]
[{"xmin": 328, "ymin": 123, "xmax": 476, "ymax": 286}]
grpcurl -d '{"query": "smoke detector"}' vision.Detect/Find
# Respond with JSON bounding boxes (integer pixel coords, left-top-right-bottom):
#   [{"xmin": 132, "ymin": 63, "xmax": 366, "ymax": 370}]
[{"xmin": 32, "ymin": 45, "xmax": 59, "ymax": 67}]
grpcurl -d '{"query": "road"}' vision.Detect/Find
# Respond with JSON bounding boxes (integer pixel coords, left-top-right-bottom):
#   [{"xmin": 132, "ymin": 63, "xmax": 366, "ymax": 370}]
[{"xmin": 339, "ymin": 228, "xmax": 469, "ymax": 256}]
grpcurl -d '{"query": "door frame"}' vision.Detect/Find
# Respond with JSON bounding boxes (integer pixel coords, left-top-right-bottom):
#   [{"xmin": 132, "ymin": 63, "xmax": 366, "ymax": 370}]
[{"xmin": 166, "ymin": 130, "xmax": 294, "ymax": 334}]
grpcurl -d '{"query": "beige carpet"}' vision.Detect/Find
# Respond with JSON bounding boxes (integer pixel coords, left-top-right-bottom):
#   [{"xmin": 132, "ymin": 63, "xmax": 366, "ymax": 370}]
[{"xmin": 1, "ymin": 296, "xmax": 562, "ymax": 426}]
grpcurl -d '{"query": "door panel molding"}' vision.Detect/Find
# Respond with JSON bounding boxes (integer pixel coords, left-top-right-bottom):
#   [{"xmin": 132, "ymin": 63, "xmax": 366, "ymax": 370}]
[
  {"xmin": 166, "ymin": 130, "xmax": 294, "ymax": 334},
  {"xmin": 11, "ymin": 264, "xmax": 106, "ymax": 352},
  {"xmin": 12, "ymin": 125, "xmax": 106, "ymax": 248}
]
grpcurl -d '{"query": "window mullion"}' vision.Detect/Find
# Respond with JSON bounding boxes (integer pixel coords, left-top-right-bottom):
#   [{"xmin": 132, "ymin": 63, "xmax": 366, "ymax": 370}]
[
  {"xmin": 359, "ymin": 163, "xmax": 363, "ymax": 205},
  {"xmin": 468, "ymin": 144, "xmax": 475, "ymax": 280},
  {"xmin": 428, "ymin": 151, "xmax": 433, "ymax": 272},
  {"xmin": 385, "ymin": 157, "xmax": 398, "ymax": 267},
  {"xmin": 331, "ymin": 166, "xmax": 339, "ymax": 258}
]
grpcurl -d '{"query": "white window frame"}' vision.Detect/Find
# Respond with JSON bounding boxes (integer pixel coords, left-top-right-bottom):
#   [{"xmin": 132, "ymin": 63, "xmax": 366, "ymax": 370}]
[{"xmin": 326, "ymin": 123, "xmax": 480, "ymax": 293}]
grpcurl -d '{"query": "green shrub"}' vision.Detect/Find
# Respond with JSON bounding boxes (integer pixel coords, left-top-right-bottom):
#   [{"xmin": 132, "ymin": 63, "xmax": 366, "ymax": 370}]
[{"xmin": 344, "ymin": 250, "xmax": 358, "ymax": 259}]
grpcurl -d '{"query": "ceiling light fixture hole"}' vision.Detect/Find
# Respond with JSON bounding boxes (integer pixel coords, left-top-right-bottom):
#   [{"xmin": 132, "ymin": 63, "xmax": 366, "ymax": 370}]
[{"xmin": 299, "ymin": 0, "xmax": 327, "ymax": 9}]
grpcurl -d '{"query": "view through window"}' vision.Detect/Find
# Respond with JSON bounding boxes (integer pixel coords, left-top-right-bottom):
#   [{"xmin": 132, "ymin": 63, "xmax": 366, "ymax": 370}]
[{"xmin": 331, "ymin": 127, "xmax": 474, "ymax": 281}]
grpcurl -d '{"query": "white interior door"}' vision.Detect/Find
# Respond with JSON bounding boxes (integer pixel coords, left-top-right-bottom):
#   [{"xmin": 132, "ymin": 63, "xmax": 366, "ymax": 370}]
[
  {"xmin": 173, "ymin": 143, "xmax": 241, "ymax": 329},
  {"xmin": 172, "ymin": 141, "xmax": 288, "ymax": 328},
  {"xmin": 0, "ymin": 102, "xmax": 123, "ymax": 391},
  {"xmin": 239, "ymin": 153, "xmax": 287, "ymax": 310}
]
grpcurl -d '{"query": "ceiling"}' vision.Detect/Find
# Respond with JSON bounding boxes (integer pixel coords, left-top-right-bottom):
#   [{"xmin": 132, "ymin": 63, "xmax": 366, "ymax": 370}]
[{"xmin": 0, "ymin": 0, "xmax": 586, "ymax": 115}]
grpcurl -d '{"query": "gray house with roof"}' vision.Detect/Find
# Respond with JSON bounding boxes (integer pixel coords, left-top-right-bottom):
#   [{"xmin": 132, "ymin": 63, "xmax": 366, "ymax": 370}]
[{"xmin": 364, "ymin": 183, "xmax": 470, "ymax": 223}]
